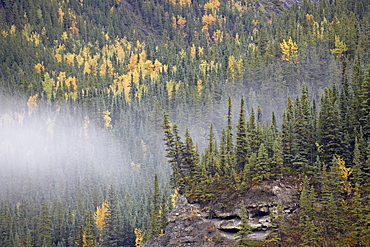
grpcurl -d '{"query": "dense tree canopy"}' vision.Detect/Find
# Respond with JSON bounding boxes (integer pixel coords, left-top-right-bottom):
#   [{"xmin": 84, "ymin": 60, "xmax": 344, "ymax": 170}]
[{"xmin": 1, "ymin": 0, "xmax": 370, "ymax": 246}]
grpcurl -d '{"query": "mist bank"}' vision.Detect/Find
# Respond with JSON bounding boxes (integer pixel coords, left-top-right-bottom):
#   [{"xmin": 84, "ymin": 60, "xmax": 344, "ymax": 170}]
[{"xmin": 0, "ymin": 93, "xmax": 171, "ymax": 205}]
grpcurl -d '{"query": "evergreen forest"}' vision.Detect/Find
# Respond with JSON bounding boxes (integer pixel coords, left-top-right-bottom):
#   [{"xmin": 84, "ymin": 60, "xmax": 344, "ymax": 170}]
[{"xmin": 0, "ymin": 0, "xmax": 369, "ymax": 246}]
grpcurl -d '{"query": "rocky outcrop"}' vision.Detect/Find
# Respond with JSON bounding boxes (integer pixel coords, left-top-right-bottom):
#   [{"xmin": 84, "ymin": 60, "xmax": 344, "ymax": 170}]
[{"xmin": 144, "ymin": 178, "xmax": 300, "ymax": 247}]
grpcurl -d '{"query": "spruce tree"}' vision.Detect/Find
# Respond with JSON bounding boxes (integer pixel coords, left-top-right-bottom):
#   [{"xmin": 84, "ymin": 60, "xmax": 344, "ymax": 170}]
[
  {"xmin": 182, "ymin": 128, "xmax": 199, "ymax": 190},
  {"xmin": 149, "ymin": 174, "xmax": 162, "ymax": 240},
  {"xmin": 82, "ymin": 211, "xmax": 95, "ymax": 247},
  {"xmin": 281, "ymin": 98, "xmax": 294, "ymax": 172},
  {"xmin": 235, "ymin": 98, "xmax": 249, "ymax": 173},
  {"xmin": 318, "ymin": 88, "xmax": 343, "ymax": 165},
  {"xmin": 299, "ymin": 177, "xmax": 321, "ymax": 246},
  {"xmin": 235, "ymin": 204, "xmax": 254, "ymax": 247},
  {"xmin": 37, "ymin": 201, "xmax": 53, "ymax": 247},
  {"xmin": 358, "ymin": 67, "xmax": 370, "ymax": 140},
  {"xmin": 103, "ymin": 186, "xmax": 120, "ymax": 247},
  {"xmin": 254, "ymin": 143, "xmax": 270, "ymax": 183}
]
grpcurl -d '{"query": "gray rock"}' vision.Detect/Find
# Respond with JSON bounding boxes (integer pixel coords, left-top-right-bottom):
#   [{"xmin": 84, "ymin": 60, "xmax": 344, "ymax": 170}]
[{"xmin": 143, "ymin": 178, "xmax": 299, "ymax": 247}]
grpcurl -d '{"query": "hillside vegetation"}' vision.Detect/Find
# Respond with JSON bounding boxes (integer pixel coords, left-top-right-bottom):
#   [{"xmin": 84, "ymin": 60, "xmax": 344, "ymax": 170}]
[{"xmin": 0, "ymin": 0, "xmax": 369, "ymax": 246}]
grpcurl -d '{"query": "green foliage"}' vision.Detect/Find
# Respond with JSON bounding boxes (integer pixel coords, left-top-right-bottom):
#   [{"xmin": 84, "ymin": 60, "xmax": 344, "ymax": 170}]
[
  {"xmin": 1, "ymin": 0, "xmax": 370, "ymax": 246},
  {"xmin": 235, "ymin": 204, "xmax": 255, "ymax": 247}
]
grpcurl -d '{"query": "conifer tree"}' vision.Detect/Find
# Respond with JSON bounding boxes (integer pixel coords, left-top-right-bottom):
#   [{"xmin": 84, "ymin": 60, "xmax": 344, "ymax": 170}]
[
  {"xmin": 182, "ymin": 128, "xmax": 199, "ymax": 191},
  {"xmin": 282, "ymin": 98, "xmax": 295, "ymax": 172},
  {"xmin": 254, "ymin": 143, "xmax": 270, "ymax": 183},
  {"xmin": 358, "ymin": 67, "xmax": 370, "ymax": 139},
  {"xmin": 235, "ymin": 98, "xmax": 248, "ymax": 173},
  {"xmin": 103, "ymin": 186, "xmax": 120, "ymax": 247},
  {"xmin": 248, "ymin": 108, "xmax": 262, "ymax": 155},
  {"xmin": 225, "ymin": 97, "xmax": 235, "ymax": 173},
  {"xmin": 299, "ymin": 177, "xmax": 321, "ymax": 246},
  {"xmin": 352, "ymin": 135, "xmax": 368, "ymax": 187},
  {"xmin": 149, "ymin": 174, "xmax": 163, "ymax": 240},
  {"xmin": 162, "ymin": 112, "xmax": 185, "ymax": 192},
  {"xmin": 203, "ymin": 124, "xmax": 219, "ymax": 177},
  {"xmin": 37, "ymin": 201, "xmax": 53, "ymax": 247},
  {"xmin": 318, "ymin": 88, "xmax": 343, "ymax": 165},
  {"xmin": 235, "ymin": 203, "xmax": 254, "ymax": 247},
  {"xmin": 82, "ymin": 211, "xmax": 95, "ymax": 247}
]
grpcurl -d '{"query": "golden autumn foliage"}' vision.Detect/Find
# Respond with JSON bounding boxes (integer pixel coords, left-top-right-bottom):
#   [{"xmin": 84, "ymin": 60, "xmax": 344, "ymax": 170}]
[
  {"xmin": 212, "ymin": 29, "xmax": 223, "ymax": 43},
  {"xmin": 68, "ymin": 10, "xmax": 79, "ymax": 35},
  {"xmin": 331, "ymin": 35, "xmax": 348, "ymax": 58},
  {"xmin": 171, "ymin": 190, "xmax": 180, "ymax": 209},
  {"xmin": 134, "ymin": 228, "xmax": 145, "ymax": 247},
  {"xmin": 58, "ymin": 8, "xmax": 65, "ymax": 25},
  {"xmin": 169, "ymin": 0, "xmax": 191, "ymax": 6},
  {"xmin": 280, "ymin": 37, "xmax": 299, "ymax": 62},
  {"xmin": 306, "ymin": 14, "xmax": 314, "ymax": 22},
  {"xmin": 34, "ymin": 62, "xmax": 45, "ymax": 73},
  {"xmin": 27, "ymin": 94, "xmax": 38, "ymax": 113},
  {"xmin": 166, "ymin": 80, "xmax": 181, "ymax": 98},
  {"xmin": 190, "ymin": 44, "xmax": 196, "ymax": 60},
  {"xmin": 94, "ymin": 201, "xmax": 109, "ymax": 232},
  {"xmin": 102, "ymin": 110, "xmax": 112, "ymax": 128},
  {"xmin": 172, "ymin": 15, "xmax": 187, "ymax": 29},
  {"xmin": 197, "ymin": 79, "xmax": 203, "ymax": 95},
  {"xmin": 227, "ymin": 55, "xmax": 243, "ymax": 81},
  {"xmin": 336, "ymin": 155, "xmax": 352, "ymax": 194},
  {"xmin": 204, "ymin": 0, "xmax": 221, "ymax": 13},
  {"xmin": 202, "ymin": 14, "xmax": 216, "ymax": 26}
]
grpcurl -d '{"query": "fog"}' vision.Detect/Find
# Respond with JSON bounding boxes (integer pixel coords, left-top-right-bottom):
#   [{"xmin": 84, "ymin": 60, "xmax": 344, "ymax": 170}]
[{"xmin": 0, "ymin": 93, "xmax": 169, "ymax": 205}]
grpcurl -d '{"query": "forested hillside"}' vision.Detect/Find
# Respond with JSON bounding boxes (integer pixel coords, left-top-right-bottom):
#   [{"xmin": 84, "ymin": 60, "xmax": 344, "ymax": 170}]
[{"xmin": 0, "ymin": 0, "xmax": 369, "ymax": 246}]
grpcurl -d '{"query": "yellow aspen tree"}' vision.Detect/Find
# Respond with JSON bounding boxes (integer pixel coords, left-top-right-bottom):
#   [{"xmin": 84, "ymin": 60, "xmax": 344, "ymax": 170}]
[
  {"xmin": 227, "ymin": 55, "xmax": 237, "ymax": 80},
  {"xmin": 212, "ymin": 29, "xmax": 223, "ymax": 43},
  {"xmin": 57, "ymin": 8, "xmax": 65, "ymax": 25},
  {"xmin": 127, "ymin": 53, "xmax": 138, "ymax": 71},
  {"xmin": 179, "ymin": 0, "xmax": 191, "ymax": 6},
  {"xmin": 65, "ymin": 77, "xmax": 78, "ymax": 100},
  {"xmin": 153, "ymin": 59, "xmax": 163, "ymax": 73},
  {"xmin": 68, "ymin": 10, "xmax": 79, "ymax": 35},
  {"xmin": 190, "ymin": 44, "xmax": 196, "ymax": 60},
  {"xmin": 198, "ymin": 46, "xmax": 204, "ymax": 58},
  {"xmin": 204, "ymin": 0, "xmax": 220, "ymax": 15},
  {"xmin": 102, "ymin": 110, "xmax": 112, "ymax": 128},
  {"xmin": 172, "ymin": 16, "xmax": 178, "ymax": 28},
  {"xmin": 171, "ymin": 190, "xmax": 179, "ymax": 209},
  {"xmin": 202, "ymin": 14, "xmax": 216, "ymax": 26},
  {"xmin": 27, "ymin": 94, "xmax": 38, "ymax": 113},
  {"xmin": 177, "ymin": 15, "xmax": 187, "ymax": 29},
  {"xmin": 61, "ymin": 31, "xmax": 68, "ymax": 41},
  {"xmin": 94, "ymin": 201, "xmax": 109, "ymax": 232},
  {"xmin": 10, "ymin": 25, "xmax": 16, "ymax": 35},
  {"xmin": 280, "ymin": 37, "xmax": 299, "ymax": 62},
  {"xmin": 171, "ymin": 65, "xmax": 177, "ymax": 74},
  {"xmin": 64, "ymin": 53, "xmax": 75, "ymax": 65},
  {"xmin": 83, "ymin": 60, "xmax": 91, "ymax": 74},
  {"xmin": 100, "ymin": 60, "xmax": 107, "ymax": 76},
  {"xmin": 199, "ymin": 60, "xmax": 208, "ymax": 75},
  {"xmin": 76, "ymin": 54, "xmax": 84, "ymax": 67},
  {"xmin": 54, "ymin": 53, "xmax": 63, "ymax": 63},
  {"xmin": 336, "ymin": 155, "xmax": 352, "ymax": 194},
  {"xmin": 306, "ymin": 14, "xmax": 314, "ymax": 22},
  {"xmin": 34, "ymin": 62, "xmax": 45, "ymax": 74},
  {"xmin": 114, "ymin": 41, "xmax": 125, "ymax": 65},
  {"xmin": 197, "ymin": 79, "xmax": 203, "ymax": 95},
  {"xmin": 330, "ymin": 35, "xmax": 348, "ymax": 58},
  {"xmin": 134, "ymin": 228, "xmax": 145, "ymax": 247}
]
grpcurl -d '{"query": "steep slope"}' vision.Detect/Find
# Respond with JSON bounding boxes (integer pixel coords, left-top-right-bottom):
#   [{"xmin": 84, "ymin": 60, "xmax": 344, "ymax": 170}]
[{"xmin": 144, "ymin": 177, "xmax": 300, "ymax": 247}]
